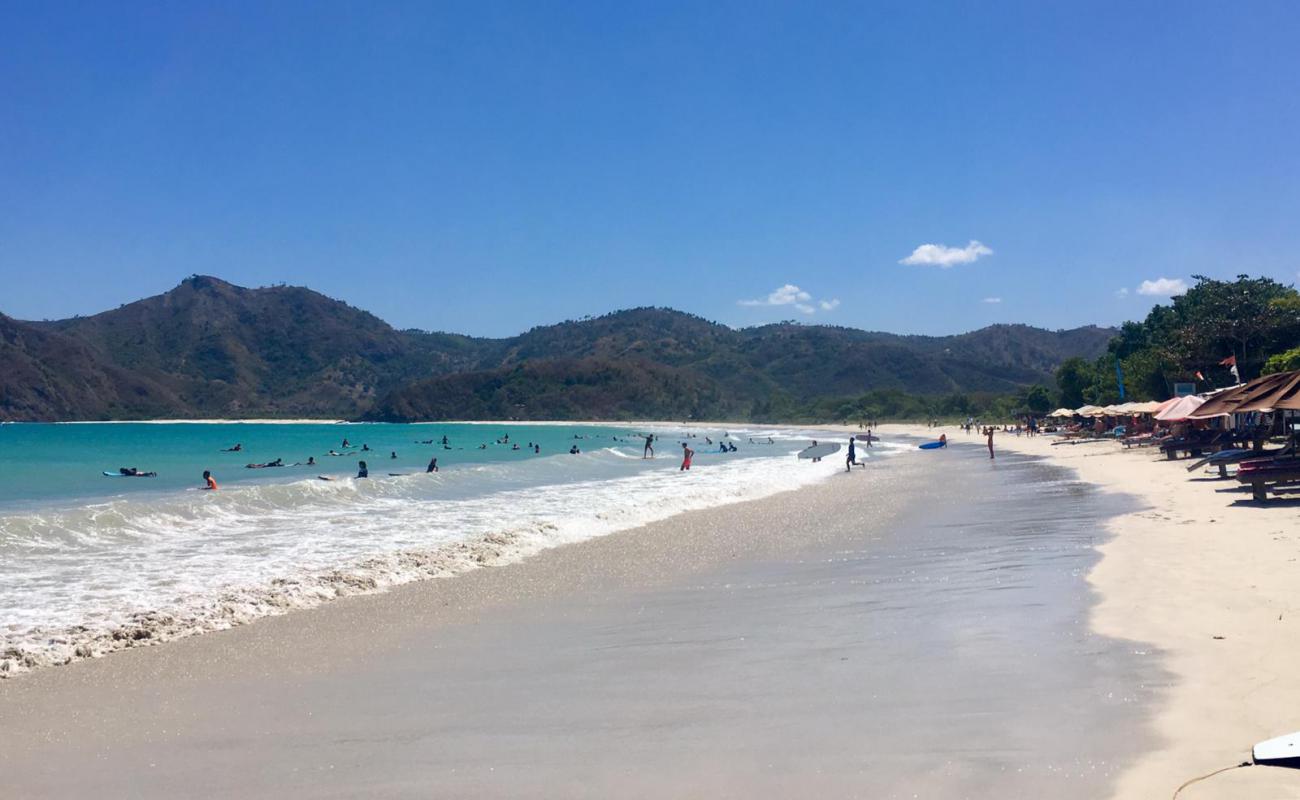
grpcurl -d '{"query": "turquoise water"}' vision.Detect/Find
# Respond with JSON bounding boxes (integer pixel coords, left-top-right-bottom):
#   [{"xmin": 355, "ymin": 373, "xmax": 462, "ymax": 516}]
[
  {"xmin": 0, "ymin": 421, "xmax": 888, "ymax": 676},
  {"xmin": 0, "ymin": 422, "xmax": 638, "ymax": 508}
]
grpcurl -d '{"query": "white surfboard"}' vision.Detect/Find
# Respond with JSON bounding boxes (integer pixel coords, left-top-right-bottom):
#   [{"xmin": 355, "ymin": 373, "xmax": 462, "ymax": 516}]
[
  {"xmin": 797, "ymin": 443, "xmax": 841, "ymax": 460},
  {"xmin": 1254, "ymin": 731, "xmax": 1300, "ymax": 766}
]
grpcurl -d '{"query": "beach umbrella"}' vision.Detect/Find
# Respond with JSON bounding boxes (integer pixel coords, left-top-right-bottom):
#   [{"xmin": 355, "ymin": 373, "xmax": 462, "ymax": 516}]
[
  {"xmin": 1049, "ymin": 408, "xmax": 1074, "ymax": 417},
  {"xmin": 1075, "ymin": 405, "xmax": 1103, "ymax": 416},
  {"xmin": 1155, "ymin": 395, "xmax": 1206, "ymax": 421}
]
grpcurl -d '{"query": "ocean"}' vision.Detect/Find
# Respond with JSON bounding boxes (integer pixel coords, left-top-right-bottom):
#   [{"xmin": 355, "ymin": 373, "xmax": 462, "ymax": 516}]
[{"xmin": 0, "ymin": 421, "xmax": 888, "ymax": 675}]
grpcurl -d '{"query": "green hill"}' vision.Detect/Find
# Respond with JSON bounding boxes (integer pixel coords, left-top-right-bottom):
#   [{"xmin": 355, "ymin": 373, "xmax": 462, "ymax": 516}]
[{"xmin": 2, "ymin": 276, "xmax": 1115, "ymax": 421}]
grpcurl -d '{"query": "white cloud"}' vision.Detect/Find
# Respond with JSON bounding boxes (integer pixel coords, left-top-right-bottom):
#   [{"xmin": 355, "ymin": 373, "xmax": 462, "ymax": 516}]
[
  {"xmin": 981, "ymin": 297, "xmax": 1001, "ymax": 304},
  {"xmin": 1137, "ymin": 277, "xmax": 1188, "ymax": 297},
  {"xmin": 1115, "ymin": 287, "xmax": 1129, "ymax": 298},
  {"xmin": 900, "ymin": 240, "xmax": 993, "ymax": 268},
  {"xmin": 738, "ymin": 284, "xmax": 838, "ymax": 315},
  {"xmin": 738, "ymin": 283, "xmax": 812, "ymax": 307}
]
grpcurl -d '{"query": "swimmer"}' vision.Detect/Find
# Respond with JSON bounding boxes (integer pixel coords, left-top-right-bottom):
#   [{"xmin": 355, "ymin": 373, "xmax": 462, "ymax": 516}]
[
  {"xmin": 202, "ymin": 470, "xmax": 218, "ymax": 490},
  {"xmin": 221, "ymin": 443, "xmax": 242, "ymax": 452},
  {"xmin": 391, "ymin": 450, "xmax": 398, "ymax": 459},
  {"xmin": 426, "ymin": 457, "xmax": 438, "ymax": 473},
  {"xmin": 357, "ymin": 460, "xmax": 369, "ymax": 479},
  {"xmin": 569, "ymin": 445, "xmax": 580, "ymax": 454}
]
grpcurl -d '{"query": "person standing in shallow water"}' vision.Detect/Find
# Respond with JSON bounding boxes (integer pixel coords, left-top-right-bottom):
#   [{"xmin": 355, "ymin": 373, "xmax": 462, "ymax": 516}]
[
  {"xmin": 986, "ymin": 427, "xmax": 995, "ymax": 460},
  {"xmin": 680, "ymin": 442, "xmax": 694, "ymax": 471},
  {"xmin": 357, "ymin": 460, "xmax": 369, "ymax": 478},
  {"xmin": 643, "ymin": 434, "xmax": 655, "ymax": 459},
  {"xmin": 202, "ymin": 470, "xmax": 218, "ymax": 490}
]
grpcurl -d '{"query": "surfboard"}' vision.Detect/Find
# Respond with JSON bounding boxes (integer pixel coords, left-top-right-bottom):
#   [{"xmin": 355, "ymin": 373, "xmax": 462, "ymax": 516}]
[
  {"xmin": 317, "ymin": 475, "xmax": 335, "ymax": 481},
  {"xmin": 797, "ymin": 443, "xmax": 841, "ymax": 459},
  {"xmin": 1254, "ymin": 731, "xmax": 1300, "ymax": 767},
  {"xmin": 855, "ymin": 434, "xmax": 879, "ymax": 442},
  {"xmin": 918, "ymin": 441, "xmax": 946, "ymax": 450},
  {"xmin": 103, "ymin": 471, "xmax": 156, "ymax": 477},
  {"xmin": 387, "ymin": 472, "xmax": 408, "ymax": 476}
]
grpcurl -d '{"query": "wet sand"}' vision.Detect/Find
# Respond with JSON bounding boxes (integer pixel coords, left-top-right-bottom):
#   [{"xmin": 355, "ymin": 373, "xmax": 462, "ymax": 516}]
[
  {"xmin": 1, "ymin": 440, "xmax": 1155, "ymax": 798},
  {"xmin": 883, "ymin": 424, "xmax": 1300, "ymax": 799}
]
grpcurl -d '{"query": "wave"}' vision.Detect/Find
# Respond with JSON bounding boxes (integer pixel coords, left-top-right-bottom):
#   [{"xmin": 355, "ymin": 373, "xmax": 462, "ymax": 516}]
[{"xmin": 0, "ymin": 442, "xmax": 901, "ymax": 677}]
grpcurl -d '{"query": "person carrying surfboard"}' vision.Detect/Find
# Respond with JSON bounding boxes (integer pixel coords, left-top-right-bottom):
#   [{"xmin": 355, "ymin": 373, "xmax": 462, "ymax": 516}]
[{"xmin": 680, "ymin": 442, "xmax": 694, "ymax": 471}]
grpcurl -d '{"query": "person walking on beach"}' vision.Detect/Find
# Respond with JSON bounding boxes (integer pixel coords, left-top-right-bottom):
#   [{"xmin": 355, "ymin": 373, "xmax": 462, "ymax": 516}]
[
  {"xmin": 986, "ymin": 427, "xmax": 995, "ymax": 460},
  {"xmin": 643, "ymin": 434, "xmax": 655, "ymax": 459},
  {"xmin": 680, "ymin": 442, "xmax": 694, "ymax": 471},
  {"xmin": 846, "ymin": 437, "xmax": 858, "ymax": 471},
  {"xmin": 201, "ymin": 470, "xmax": 218, "ymax": 490}
]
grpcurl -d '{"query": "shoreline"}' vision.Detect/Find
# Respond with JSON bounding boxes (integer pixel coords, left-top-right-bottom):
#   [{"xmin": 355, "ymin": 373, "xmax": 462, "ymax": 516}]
[
  {"xmin": 0, "ymin": 437, "xmax": 1152, "ymax": 798},
  {"xmin": 877, "ymin": 423, "xmax": 1300, "ymax": 798}
]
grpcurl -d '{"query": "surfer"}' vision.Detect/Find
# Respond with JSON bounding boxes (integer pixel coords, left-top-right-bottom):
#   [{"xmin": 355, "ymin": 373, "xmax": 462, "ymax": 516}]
[
  {"xmin": 221, "ymin": 443, "xmax": 242, "ymax": 452},
  {"xmin": 680, "ymin": 442, "xmax": 694, "ymax": 471},
  {"xmin": 357, "ymin": 460, "xmax": 369, "ymax": 479},
  {"xmin": 939, "ymin": 434, "xmax": 948, "ymax": 448},
  {"xmin": 202, "ymin": 470, "xmax": 218, "ymax": 490},
  {"xmin": 342, "ymin": 438, "xmax": 351, "ymax": 448},
  {"xmin": 642, "ymin": 434, "xmax": 655, "ymax": 459},
  {"xmin": 426, "ymin": 457, "xmax": 438, "ymax": 473},
  {"xmin": 865, "ymin": 428, "xmax": 874, "ymax": 447}
]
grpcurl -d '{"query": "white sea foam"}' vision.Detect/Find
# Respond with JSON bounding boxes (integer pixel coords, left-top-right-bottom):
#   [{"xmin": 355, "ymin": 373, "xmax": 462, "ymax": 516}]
[{"xmin": 0, "ymin": 435, "xmax": 906, "ymax": 676}]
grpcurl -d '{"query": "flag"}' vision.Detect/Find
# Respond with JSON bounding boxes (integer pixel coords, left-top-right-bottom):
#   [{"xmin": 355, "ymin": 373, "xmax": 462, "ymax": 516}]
[{"xmin": 1220, "ymin": 354, "xmax": 1240, "ymax": 382}]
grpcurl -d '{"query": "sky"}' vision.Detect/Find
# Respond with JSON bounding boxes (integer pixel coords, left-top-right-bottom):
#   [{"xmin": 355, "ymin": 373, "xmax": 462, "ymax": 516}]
[{"xmin": 2, "ymin": 1, "xmax": 1299, "ymax": 337}]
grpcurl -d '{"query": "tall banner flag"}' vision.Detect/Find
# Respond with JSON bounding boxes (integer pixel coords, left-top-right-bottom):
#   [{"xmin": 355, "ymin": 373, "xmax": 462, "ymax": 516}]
[{"xmin": 1115, "ymin": 359, "xmax": 1126, "ymax": 401}]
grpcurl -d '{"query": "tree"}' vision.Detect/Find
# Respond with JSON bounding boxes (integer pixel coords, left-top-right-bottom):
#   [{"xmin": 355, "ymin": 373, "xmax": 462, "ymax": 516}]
[
  {"xmin": 1054, "ymin": 357, "xmax": 1096, "ymax": 408},
  {"xmin": 1018, "ymin": 384, "xmax": 1053, "ymax": 415}
]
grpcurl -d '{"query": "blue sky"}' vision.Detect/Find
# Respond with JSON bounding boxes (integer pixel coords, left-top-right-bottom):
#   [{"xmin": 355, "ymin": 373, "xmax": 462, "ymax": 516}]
[{"xmin": 2, "ymin": 1, "xmax": 1298, "ymax": 336}]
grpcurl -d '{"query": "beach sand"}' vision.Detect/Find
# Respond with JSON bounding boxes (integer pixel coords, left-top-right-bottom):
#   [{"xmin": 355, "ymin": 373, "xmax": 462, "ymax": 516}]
[
  {"xmin": 0, "ymin": 435, "xmax": 1152, "ymax": 798},
  {"xmin": 881, "ymin": 423, "xmax": 1300, "ymax": 798}
]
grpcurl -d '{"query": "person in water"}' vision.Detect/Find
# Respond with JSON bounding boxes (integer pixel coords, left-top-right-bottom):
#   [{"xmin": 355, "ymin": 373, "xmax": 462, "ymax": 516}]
[
  {"xmin": 846, "ymin": 437, "xmax": 858, "ymax": 471},
  {"xmin": 643, "ymin": 434, "xmax": 655, "ymax": 459},
  {"xmin": 221, "ymin": 443, "xmax": 242, "ymax": 452},
  {"xmin": 390, "ymin": 450, "xmax": 398, "ymax": 459},
  {"xmin": 342, "ymin": 438, "xmax": 351, "ymax": 448},
  {"xmin": 534, "ymin": 444, "xmax": 540, "ymax": 454},
  {"xmin": 361, "ymin": 444, "xmax": 370, "ymax": 452},
  {"xmin": 357, "ymin": 460, "xmax": 369, "ymax": 478},
  {"xmin": 202, "ymin": 470, "xmax": 218, "ymax": 490},
  {"xmin": 939, "ymin": 433, "xmax": 948, "ymax": 447},
  {"xmin": 569, "ymin": 445, "xmax": 580, "ymax": 454},
  {"xmin": 680, "ymin": 442, "xmax": 694, "ymax": 471},
  {"xmin": 426, "ymin": 457, "xmax": 438, "ymax": 473}
]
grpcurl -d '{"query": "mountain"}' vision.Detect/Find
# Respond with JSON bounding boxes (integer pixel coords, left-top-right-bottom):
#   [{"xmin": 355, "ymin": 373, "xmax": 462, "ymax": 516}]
[
  {"xmin": 0, "ymin": 313, "xmax": 186, "ymax": 420},
  {"xmin": 35, "ymin": 276, "xmax": 483, "ymax": 418},
  {"xmin": 3, "ymin": 276, "xmax": 1116, "ymax": 421}
]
